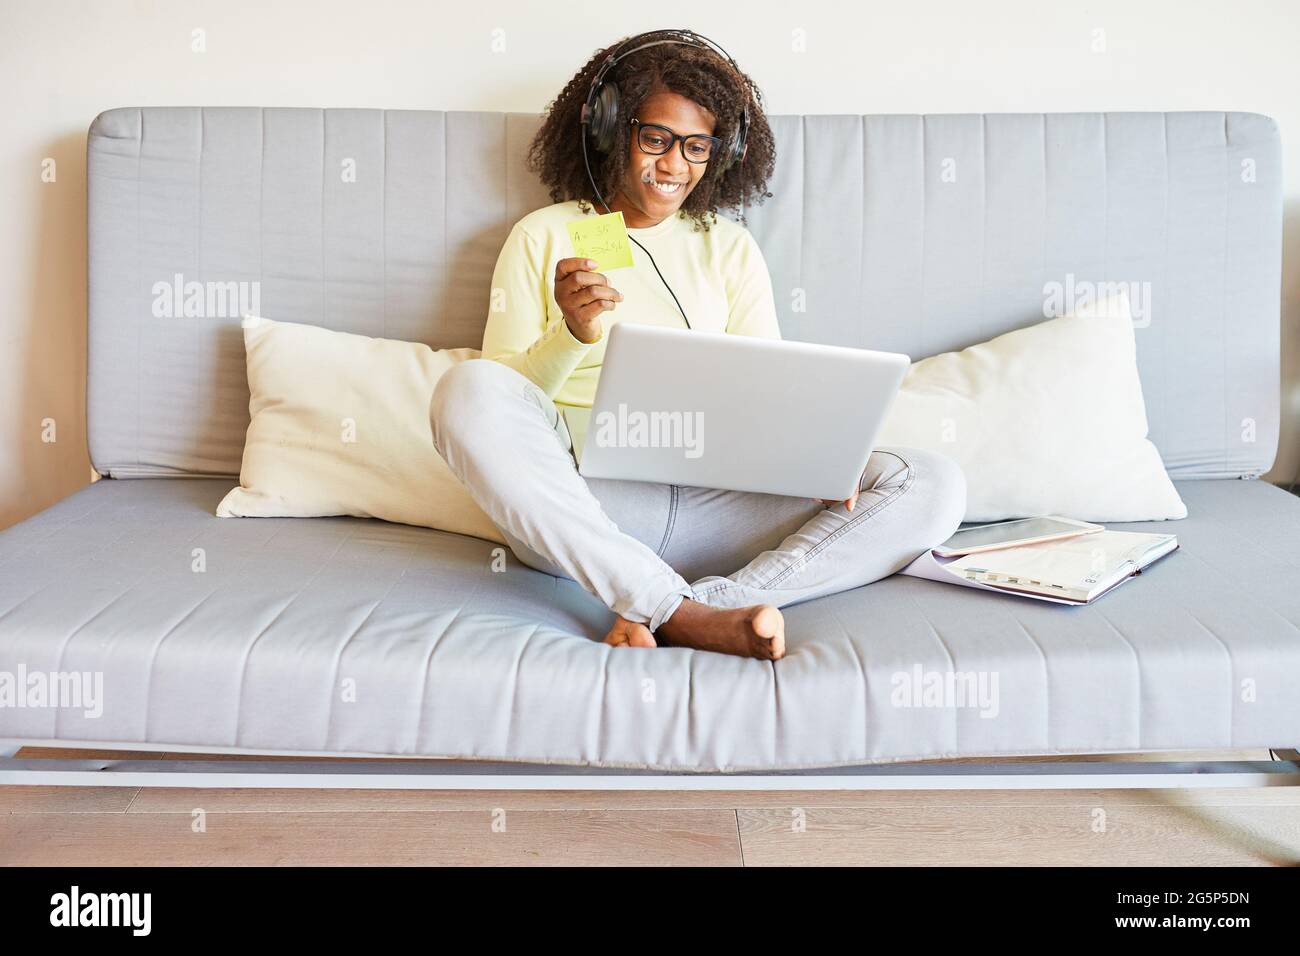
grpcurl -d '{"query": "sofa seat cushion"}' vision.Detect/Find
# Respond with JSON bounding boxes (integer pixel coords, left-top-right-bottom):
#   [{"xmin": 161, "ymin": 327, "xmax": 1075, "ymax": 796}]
[{"xmin": 1, "ymin": 478, "xmax": 1297, "ymax": 771}]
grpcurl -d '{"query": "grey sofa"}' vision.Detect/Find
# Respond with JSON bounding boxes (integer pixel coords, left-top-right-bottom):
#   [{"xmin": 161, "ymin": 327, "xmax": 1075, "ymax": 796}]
[{"xmin": 0, "ymin": 107, "xmax": 1296, "ymax": 776}]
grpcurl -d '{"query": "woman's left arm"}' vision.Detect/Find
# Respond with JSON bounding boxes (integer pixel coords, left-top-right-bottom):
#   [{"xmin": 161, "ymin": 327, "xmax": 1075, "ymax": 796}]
[{"xmin": 723, "ymin": 231, "xmax": 782, "ymax": 340}]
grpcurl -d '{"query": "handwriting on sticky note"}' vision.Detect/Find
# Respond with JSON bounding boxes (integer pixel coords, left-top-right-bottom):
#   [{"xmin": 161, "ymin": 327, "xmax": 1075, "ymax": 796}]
[{"xmin": 567, "ymin": 211, "xmax": 635, "ymax": 271}]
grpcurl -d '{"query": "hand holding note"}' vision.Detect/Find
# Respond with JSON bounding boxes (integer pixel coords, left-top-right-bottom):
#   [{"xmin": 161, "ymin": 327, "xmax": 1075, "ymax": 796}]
[
  {"xmin": 566, "ymin": 211, "xmax": 635, "ymax": 271},
  {"xmin": 554, "ymin": 257, "xmax": 623, "ymax": 344}
]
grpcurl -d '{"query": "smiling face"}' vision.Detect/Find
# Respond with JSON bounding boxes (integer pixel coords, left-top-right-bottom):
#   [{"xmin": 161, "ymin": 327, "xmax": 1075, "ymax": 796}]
[{"xmin": 609, "ymin": 89, "xmax": 717, "ymax": 229}]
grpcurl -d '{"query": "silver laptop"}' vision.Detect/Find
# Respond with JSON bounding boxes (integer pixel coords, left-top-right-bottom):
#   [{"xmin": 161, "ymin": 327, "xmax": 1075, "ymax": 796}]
[{"xmin": 578, "ymin": 323, "xmax": 910, "ymax": 500}]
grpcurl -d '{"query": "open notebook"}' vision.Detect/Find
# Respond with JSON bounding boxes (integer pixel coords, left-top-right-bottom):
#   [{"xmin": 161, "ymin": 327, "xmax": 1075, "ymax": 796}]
[{"xmin": 899, "ymin": 529, "xmax": 1179, "ymax": 605}]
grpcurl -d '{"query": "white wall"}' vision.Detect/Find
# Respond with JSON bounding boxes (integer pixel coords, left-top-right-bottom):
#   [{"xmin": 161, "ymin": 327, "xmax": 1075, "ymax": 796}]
[{"xmin": 3, "ymin": 0, "xmax": 1298, "ymax": 528}]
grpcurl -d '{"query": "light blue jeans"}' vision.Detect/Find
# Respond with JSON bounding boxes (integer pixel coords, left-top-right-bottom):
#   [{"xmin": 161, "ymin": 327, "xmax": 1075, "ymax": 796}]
[{"xmin": 430, "ymin": 359, "xmax": 966, "ymax": 631}]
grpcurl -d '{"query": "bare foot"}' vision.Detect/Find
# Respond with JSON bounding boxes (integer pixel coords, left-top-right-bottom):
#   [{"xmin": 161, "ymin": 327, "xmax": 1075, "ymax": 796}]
[
  {"xmin": 657, "ymin": 599, "xmax": 785, "ymax": 660},
  {"xmin": 603, "ymin": 616, "xmax": 657, "ymax": 649}
]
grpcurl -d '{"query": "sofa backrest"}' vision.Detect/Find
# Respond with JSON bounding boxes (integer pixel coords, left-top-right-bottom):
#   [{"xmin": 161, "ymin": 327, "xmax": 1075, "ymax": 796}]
[{"xmin": 87, "ymin": 108, "xmax": 1281, "ymax": 480}]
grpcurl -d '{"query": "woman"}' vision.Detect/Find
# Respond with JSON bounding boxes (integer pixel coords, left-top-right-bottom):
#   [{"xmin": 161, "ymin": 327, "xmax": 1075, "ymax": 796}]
[{"xmin": 431, "ymin": 31, "xmax": 966, "ymax": 660}]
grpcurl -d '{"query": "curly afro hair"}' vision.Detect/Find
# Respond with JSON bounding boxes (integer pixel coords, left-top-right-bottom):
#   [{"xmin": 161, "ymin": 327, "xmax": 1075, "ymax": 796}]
[{"xmin": 526, "ymin": 30, "xmax": 776, "ymax": 232}]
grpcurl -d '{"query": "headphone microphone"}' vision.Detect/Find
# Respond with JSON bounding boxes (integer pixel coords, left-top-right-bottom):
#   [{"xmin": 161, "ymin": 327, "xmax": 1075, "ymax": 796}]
[{"xmin": 578, "ymin": 29, "xmax": 753, "ymax": 332}]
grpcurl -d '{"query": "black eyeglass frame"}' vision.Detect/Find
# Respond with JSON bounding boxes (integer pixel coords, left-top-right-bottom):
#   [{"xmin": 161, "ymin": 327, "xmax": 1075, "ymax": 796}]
[{"xmin": 629, "ymin": 118, "xmax": 722, "ymax": 165}]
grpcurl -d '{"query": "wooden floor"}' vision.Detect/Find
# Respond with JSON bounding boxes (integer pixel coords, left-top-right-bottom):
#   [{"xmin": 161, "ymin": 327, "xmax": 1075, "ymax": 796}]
[{"xmin": 2, "ymin": 748, "xmax": 1299, "ymax": 866}]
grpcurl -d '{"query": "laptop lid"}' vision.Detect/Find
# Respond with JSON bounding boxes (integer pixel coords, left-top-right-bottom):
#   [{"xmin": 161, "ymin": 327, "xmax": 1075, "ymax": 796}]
[{"xmin": 578, "ymin": 324, "xmax": 910, "ymax": 500}]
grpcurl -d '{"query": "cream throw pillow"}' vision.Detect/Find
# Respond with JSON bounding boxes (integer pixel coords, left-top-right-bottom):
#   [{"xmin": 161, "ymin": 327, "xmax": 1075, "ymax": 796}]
[
  {"xmin": 876, "ymin": 291, "xmax": 1187, "ymax": 522},
  {"xmin": 216, "ymin": 314, "xmax": 507, "ymax": 544}
]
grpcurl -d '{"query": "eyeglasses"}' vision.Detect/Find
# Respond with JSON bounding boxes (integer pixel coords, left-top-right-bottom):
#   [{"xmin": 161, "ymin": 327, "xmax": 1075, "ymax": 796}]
[{"xmin": 630, "ymin": 118, "xmax": 721, "ymax": 164}]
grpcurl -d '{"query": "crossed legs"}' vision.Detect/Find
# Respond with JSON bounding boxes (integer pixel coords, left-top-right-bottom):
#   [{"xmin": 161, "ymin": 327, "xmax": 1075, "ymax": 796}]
[{"xmin": 430, "ymin": 359, "xmax": 966, "ymax": 659}]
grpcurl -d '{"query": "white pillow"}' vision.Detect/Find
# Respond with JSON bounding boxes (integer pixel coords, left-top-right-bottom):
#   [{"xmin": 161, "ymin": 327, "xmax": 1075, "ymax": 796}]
[
  {"xmin": 876, "ymin": 291, "xmax": 1187, "ymax": 522},
  {"xmin": 216, "ymin": 315, "xmax": 507, "ymax": 545}
]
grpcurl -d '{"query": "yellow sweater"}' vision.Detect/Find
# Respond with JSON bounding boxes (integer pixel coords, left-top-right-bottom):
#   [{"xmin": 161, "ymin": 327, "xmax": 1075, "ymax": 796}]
[{"xmin": 481, "ymin": 199, "xmax": 783, "ymax": 461}]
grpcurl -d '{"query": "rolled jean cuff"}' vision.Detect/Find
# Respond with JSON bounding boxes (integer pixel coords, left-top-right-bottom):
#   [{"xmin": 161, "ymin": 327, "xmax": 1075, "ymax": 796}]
[{"xmin": 648, "ymin": 588, "xmax": 691, "ymax": 633}]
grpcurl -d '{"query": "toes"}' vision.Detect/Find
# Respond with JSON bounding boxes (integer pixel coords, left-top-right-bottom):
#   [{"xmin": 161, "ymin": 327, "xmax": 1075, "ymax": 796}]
[
  {"xmin": 751, "ymin": 606, "xmax": 782, "ymax": 639},
  {"xmin": 604, "ymin": 618, "xmax": 656, "ymax": 649},
  {"xmin": 627, "ymin": 623, "xmax": 657, "ymax": 648},
  {"xmin": 750, "ymin": 606, "xmax": 786, "ymax": 661}
]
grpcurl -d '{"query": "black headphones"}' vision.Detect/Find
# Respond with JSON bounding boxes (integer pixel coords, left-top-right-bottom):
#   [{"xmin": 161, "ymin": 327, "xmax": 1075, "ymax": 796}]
[
  {"xmin": 577, "ymin": 29, "xmax": 754, "ymax": 331},
  {"xmin": 581, "ymin": 29, "xmax": 751, "ymax": 174}
]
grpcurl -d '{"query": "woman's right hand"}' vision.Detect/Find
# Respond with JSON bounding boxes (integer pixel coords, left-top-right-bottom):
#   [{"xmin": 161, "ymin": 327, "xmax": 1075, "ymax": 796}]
[{"xmin": 554, "ymin": 257, "xmax": 623, "ymax": 344}]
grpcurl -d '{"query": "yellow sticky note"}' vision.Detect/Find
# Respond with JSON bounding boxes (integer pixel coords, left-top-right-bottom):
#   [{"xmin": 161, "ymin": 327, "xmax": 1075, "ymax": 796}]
[{"xmin": 566, "ymin": 211, "xmax": 635, "ymax": 270}]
